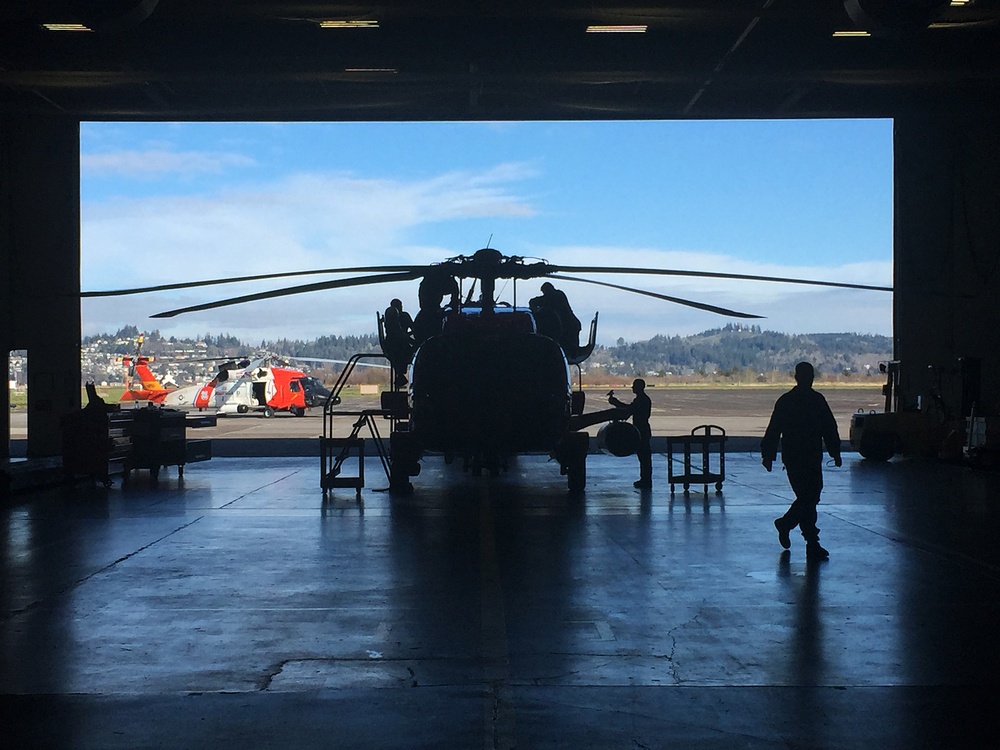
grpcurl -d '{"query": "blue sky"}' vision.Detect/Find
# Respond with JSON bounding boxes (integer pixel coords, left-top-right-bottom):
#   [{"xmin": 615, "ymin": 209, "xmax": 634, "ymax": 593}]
[{"xmin": 80, "ymin": 119, "xmax": 893, "ymax": 344}]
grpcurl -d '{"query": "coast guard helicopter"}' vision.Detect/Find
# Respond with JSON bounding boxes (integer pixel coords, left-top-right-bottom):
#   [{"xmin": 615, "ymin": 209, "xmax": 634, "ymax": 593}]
[
  {"xmin": 161, "ymin": 353, "xmax": 331, "ymax": 417},
  {"xmin": 118, "ymin": 333, "xmax": 177, "ymax": 404},
  {"xmin": 84, "ymin": 249, "xmax": 890, "ymax": 492}
]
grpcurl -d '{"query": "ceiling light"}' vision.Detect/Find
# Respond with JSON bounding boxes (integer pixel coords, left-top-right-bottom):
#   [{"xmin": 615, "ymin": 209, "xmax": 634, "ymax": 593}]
[
  {"xmin": 319, "ymin": 20, "xmax": 379, "ymax": 29},
  {"xmin": 950, "ymin": 1, "xmax": 972, "ymax": 6},
  {"xmin": 586, "ymin": 25, "xmax": 648, "ymax": 33},
  {"xmin": 344, "ymin": 68, "xmax": 397, "ymax": 73},
  {"xmin": 41, "ymin": 23, "xmax": 92, "ymax": 32},
  {"xmin": 832, "ymin": 30, "xmax": 871, "ymax": 37}
]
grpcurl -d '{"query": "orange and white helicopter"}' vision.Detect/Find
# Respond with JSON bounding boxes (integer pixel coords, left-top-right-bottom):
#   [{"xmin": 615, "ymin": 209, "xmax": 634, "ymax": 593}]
[
  {"xmin": 119, "ymin": 334, "xmax": 177, "ymax": 404},
  {"xmin": 161, "ymin": 353, "xmax": 335, "ymax": 417}
]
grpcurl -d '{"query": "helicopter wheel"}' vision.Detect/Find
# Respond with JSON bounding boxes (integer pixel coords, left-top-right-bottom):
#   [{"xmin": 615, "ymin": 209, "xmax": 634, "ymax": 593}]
[
  {"xmin": 262, "ymin": 406, "xmax": 275, "ymax": 418},
  {"xmin": 564, "ymin": 431, "xmax": 589, "ymax": 493},
  {"xmin": 567, "ymin": 458, "xmax": 585, "ymax": 493},
  {"xmin": 389, "ymin": 431, "xmax": 421, "ymax": 493}
]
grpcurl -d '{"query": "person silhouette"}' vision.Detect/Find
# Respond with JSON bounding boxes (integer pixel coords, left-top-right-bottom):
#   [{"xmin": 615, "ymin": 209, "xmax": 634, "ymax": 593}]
[
  {"xmin": 413, "ymin": 269, "xmax": 460, "ymax": 344},
  {"xmin": 609, "ymin": 378, "xmax": 652, "ymax": 488},
  {"xmin": 761, "ymin": 362, "xmax": 842, "ymax": 561},
  {"xmin": 529, "ymin": 282, "xmax": 582, "ymax": 354},
  {"xmin": 383, "ymin": 298, "xmax": 414, "ymax": 388}
]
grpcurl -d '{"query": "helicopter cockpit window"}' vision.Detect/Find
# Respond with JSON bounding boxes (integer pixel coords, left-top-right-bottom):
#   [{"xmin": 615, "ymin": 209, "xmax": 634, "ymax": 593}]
[{"xmin": 290, "ymin": 381, "xmax": 301, "ymax": 392}]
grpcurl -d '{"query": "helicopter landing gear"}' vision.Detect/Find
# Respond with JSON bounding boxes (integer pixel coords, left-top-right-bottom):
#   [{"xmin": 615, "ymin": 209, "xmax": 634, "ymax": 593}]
[
  {"xmin": 389, "ymin": 430, "xmax": 421, "ymax": 494},
  {"xmin": 559, "ymin": 431, "xmax": 589, "ymax": 493},
  {"xmin": 462, "ymin": 450, "xmax": 507, "ymax": 477},
  {"xmin": 262, "ymin": 406, "xmax": 275, "ymax": 418}
]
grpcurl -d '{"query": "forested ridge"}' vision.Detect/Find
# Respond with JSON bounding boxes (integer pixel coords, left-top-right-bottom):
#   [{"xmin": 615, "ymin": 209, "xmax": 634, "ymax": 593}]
[{"xmin": 585, "ymin": 324, "xmax": 892, "ymax": 377}]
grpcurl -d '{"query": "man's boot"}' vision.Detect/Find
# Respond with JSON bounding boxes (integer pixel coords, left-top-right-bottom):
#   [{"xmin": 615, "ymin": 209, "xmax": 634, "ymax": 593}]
[
  {"xmin": 774, "ymin": 518, "xmax": 791, "ymax": 550},
  {"xmin": 806, "ymin": 541, "xmax": 829, "ymax": 561}
]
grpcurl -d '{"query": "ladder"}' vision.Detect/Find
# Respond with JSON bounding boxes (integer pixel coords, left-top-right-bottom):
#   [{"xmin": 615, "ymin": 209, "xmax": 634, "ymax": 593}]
[{"xmin": 320, "ymin": 352, "xmax": 407, "ymax": 497}]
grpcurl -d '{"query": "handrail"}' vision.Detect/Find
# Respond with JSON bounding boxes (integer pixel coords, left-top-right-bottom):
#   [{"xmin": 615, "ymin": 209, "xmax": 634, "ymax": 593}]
[
  {"xmin": 321, "ymin": 351, "xmax": 398, "ymax": 490},
  {"xmin": 565, "ymin": 311, "xmax": 599, "ymax": 366},
  {"xmin": 324, "ymin": 352, "xmax": 391, "ymax": 414}
]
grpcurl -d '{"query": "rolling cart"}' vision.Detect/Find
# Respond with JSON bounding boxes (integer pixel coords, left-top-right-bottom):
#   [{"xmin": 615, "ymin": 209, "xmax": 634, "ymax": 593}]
[{"xmin": 666, "ymin": 424, "xmax": 726, "ymax": 494}]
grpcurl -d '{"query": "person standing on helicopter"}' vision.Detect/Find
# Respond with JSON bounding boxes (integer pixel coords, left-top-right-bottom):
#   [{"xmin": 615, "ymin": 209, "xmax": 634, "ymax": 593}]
[
  {"xmin": 609, "ymin": 378, "xmax": 653, "ymax": 489},
  {"xmin": 383, "ymin": 298, "xmax": 415, "ymax": 388},
  {"xmin": 413, "ymin": 269, "xmax": 460, "ymax": 345}
]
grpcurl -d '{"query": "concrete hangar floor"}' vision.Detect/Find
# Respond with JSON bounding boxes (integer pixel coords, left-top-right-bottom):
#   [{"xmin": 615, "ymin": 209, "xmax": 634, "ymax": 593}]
[{"xmin": 2, "ymin": 452, "xmax": 1000, "ymax": 749}]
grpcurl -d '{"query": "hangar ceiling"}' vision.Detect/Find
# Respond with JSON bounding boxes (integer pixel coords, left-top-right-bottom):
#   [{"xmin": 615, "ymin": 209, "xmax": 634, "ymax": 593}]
[{"xmin": 1, "ymin": 1, "xmax": 999, "ymax": 121}]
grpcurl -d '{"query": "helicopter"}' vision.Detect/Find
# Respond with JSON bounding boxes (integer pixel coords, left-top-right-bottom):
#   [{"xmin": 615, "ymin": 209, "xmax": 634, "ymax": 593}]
[
  {"xmin": 84, "ymin": 248, "xmax": 891, "ymax": 492},
  {"xmin": 118, "ymin": 333, "xmax": 178, "ymax": 404},
  {"xmin": 162, "ymin": 354, "xmax": 332, "ymax": 417}
]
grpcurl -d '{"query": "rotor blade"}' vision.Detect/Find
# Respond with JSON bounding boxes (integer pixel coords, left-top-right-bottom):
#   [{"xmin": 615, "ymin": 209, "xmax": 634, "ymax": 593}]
[
  {"xmin": 287, "ymin": 356, "xmax": 391, "ymax": 369},
  {"xmin": 82, "ymin": 265, "xmax": 425, "ymax": 298},
  {"xmin": 546, "ymin": 265, "xmax": 892, "ymax": 292},
  {"xmin": 151, "ymin": 270, "xmax": 422, "ymax": 318},
  {"xmin": 548, "ymin": 275, "xmax": 764, "ymax": 319}
]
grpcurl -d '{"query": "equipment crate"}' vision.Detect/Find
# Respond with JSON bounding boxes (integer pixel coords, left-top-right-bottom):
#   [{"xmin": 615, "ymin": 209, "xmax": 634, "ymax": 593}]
[{"xmin": 61, "ymin": 409, "xmax": 133, "ymax": 486}]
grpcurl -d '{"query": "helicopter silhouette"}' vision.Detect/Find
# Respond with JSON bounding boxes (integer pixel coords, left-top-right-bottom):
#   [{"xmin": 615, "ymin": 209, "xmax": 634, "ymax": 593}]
[{"xmin": 84, "ymin": 248, "xmax": 890, "ymax": 493}]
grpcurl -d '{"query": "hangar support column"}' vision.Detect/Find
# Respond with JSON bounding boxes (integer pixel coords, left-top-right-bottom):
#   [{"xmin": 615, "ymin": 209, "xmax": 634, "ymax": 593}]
[
  {"xmin": 894, "ymin": 115, "xmax": 1000, "ymax": 419},
  {"xmin": 1, "ymin": 115, "xmax": 81, "ymax": 458}
]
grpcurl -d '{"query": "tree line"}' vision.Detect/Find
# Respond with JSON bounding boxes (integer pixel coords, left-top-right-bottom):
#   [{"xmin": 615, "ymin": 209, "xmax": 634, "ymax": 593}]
[{"xmin": 586, "ymin": 324, "xmax": 892, "ymax": 378}]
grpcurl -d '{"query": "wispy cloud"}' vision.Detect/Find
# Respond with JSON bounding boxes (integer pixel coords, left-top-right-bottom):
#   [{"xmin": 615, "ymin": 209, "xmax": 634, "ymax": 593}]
[
  {"xmin": 81, "ymin": 167, "xmax": 891, "ymax": 343},
  {"xmin": 82, "ymin": 149, "xmax": 256, "ymax": 176},
  {"xmin": 534, "ymin": 246, "xmax": 891, "ymax": 340},
  {"xmin": 81, "ymin": 165, "xmax": 539, "ymax": 288}
]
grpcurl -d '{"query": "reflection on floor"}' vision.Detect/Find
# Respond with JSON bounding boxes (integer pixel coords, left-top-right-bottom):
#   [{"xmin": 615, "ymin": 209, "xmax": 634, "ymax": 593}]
[{"xmin": 2, "ymin": 454, "xmax": 999, "ymax": 748}]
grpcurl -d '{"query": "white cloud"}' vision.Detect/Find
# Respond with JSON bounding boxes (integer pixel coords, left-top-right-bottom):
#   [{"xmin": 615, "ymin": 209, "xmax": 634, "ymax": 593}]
[
  {"xmin": 81, "ymin": 149, "xmax": 256, "ymax": 176},
  {"xmin": 527, "ymin": 246, "xmax": 892, "ymax": 340},
  {"xmin": 81, "ymin": 165, "xmax": 539, "ymax": 289},
  {"xmin": 81, "ymin": 171, "xmax": 892, "ymax": 344}
]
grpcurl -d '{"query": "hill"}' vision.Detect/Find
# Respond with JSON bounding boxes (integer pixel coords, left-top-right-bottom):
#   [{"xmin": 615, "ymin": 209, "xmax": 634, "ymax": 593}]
[{"xmin": 586, "ymin": 324, "xmax": 892, "ymax": 380}]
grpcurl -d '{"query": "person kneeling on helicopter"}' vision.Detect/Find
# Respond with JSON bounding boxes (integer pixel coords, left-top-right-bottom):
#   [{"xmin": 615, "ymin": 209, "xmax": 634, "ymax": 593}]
[{"xmin": 529, "ymin": 282, "xmax": 582, "ymax": 355}]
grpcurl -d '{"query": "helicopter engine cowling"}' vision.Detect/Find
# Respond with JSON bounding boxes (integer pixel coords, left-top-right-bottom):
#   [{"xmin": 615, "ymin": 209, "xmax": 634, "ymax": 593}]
[{"xmin": 409, "ymin": 327, "xmax": 572, "ymax": 459}]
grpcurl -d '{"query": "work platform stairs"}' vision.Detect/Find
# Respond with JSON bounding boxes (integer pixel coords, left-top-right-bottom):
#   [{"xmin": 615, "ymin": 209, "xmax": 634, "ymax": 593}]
[{"xmin": 320, "ymin": 353, "xmax": 407, "ymax": 497}]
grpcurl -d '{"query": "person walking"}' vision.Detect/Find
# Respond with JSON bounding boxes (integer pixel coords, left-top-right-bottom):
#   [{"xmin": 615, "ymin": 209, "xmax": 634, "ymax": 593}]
[
  {"xmin": 609, "ymin": 378, "xmax": 653, "ymax": 489},
  {"xmin": 761, "ymin": 362, "xmax": 842, "ymax": 561}
]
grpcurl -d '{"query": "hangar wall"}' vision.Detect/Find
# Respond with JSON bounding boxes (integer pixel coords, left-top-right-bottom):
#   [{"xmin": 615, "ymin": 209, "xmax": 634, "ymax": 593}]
[
  {"xmin": 0, "ymin": 115, "xmax": 81, "ymax": 458},
  {"xmin": 894, "ymin": 114, "xmax": 1000, "ymax": 419}
]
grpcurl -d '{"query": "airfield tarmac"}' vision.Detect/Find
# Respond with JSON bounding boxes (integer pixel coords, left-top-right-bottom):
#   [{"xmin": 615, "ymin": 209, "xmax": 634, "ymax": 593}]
[{"xmin": 8, "ymin": 386, "xmax": 884, "ymax": 445}]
